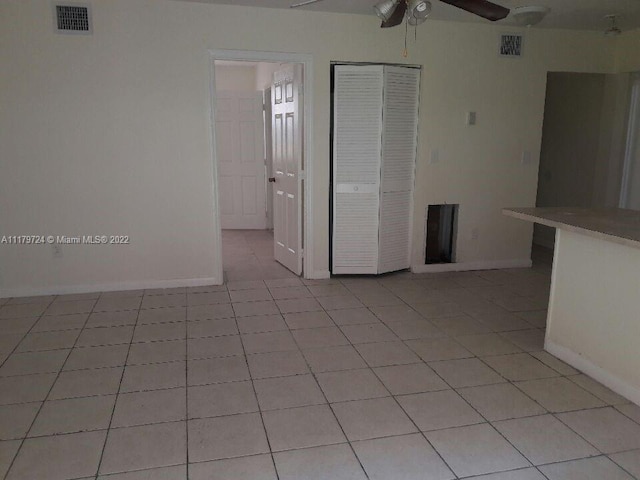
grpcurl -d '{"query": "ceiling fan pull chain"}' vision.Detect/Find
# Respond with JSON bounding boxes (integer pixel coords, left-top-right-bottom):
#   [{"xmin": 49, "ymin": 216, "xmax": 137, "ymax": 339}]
[{"xmin": 403, "ymin": 17, "xmax": 409, "ymax": 57}]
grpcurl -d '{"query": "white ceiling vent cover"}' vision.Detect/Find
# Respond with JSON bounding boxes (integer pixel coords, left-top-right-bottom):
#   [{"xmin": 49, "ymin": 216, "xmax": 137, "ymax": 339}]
[
  {"xmin": 54, "ymin": 3, "xmax": 92, "ymax": 34},
  {"xmin": 499, "ymin": 34, "xmax": 523, "ymax": 57}
]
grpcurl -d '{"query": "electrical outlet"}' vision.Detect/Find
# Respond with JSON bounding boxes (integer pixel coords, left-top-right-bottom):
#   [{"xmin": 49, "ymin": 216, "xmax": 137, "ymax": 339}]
[
  {"xmin": 471, "ymin": 227, "xmax": 480, "ymax": 241},
  {"xmin": 52, "ymin": 245, "xmax": 63, "ymax": 258}
]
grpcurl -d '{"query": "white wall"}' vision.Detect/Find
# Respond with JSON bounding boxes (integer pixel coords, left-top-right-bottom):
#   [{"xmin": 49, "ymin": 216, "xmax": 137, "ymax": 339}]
[
  {"xmin": 547, "ymin": 229, "xmax": 640, "ymax": 405},
  {"xmin": 255, "ymin": 62, "xmax": 281, "ymax": 91},
  {"xmin": 617, "ymin": 29, "xmax": 640, "ymax": 73},
  {"xmin": 0, "ymin": 0, "xmax": 619, "ymax": 296},
  {"xmin": 215, "ymin": 64, "xmax": 257, "ymax": 92}
]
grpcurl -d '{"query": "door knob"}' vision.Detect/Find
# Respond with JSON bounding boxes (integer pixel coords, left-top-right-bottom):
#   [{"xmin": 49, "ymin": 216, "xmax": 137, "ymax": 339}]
[{"xmin": 268, "ymin": 177, "xmax": 276, "ymax": 183}]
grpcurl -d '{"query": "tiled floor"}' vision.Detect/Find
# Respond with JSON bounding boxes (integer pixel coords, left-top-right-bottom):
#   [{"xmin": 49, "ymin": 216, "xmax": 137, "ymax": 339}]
[{"xmin": 0, "ymin": 231, "xmax": 639, "ymax": 479}]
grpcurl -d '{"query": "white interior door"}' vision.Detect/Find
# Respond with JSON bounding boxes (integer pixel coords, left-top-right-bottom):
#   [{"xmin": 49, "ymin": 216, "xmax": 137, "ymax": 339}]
[
  {"xmin": 272, "ymin": 64, "xmax": 303, "ymax": 275},
  {"xmin": 332, "ymin": 65, "xmax": 384, "ymax": 274},
  {"xmin": 378, "ymin": 66, "xmax": 421, "ymax": 273},
  {"xmin": 332, "ymin": 65, "xmax": 420, "ymax": 275},
  {"xmin": 216, "ymin": 91, "xmax": 266, "ymax": 229}
]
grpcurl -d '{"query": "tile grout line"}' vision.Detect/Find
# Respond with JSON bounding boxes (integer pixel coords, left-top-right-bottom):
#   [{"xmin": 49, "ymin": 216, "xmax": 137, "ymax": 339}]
[
  {"xmin": 93, "ymin": 294, "xmax": 143, "ymax": 479},
  {"xmin": 0, "ymin": 295, "xmax": 58, "ymax": 371},
  {"xmin": 230, "ymin": 290, "xmax": 282, "ymax": 480},
  {"xmin": 1, "ymin": 295, "xmax": 98, "ymax": 480},
  {"xmin": 184, "ymin": 298, "xmax": 190, "ymax": 480},
  {"xmin": 323, "ymin": 277, "xmax": 611, "ymax": 479},
  {"xmin": 287, "ymin": 315, "xmax": 374, "ymax": 480},
  {"xmin": 3, "ymin": 248, "xmax": 635, "ymax": 479},
  {"xmin": 335, "ymin": 316, "xmax": 462, "ymax": 480}
]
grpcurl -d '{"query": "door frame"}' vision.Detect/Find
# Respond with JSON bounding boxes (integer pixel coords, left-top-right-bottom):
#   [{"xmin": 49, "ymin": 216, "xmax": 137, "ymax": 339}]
[
  {"xmin": 619, "ymin": 72, "xmax": 640, "ymax": 208},
  {"xmin": 208, "ymin": 49, "xmax": 314, "ymax": 281},
  {"xmin": 264, "ymin": 87, "xmax": 274, "ymax": 230}
]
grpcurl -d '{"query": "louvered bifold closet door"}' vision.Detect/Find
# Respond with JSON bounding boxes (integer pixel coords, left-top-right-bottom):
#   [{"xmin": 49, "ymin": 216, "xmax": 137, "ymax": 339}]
[
  {"xmin": 332, "ymin": 65, "xmax": 384, "ymax": 274},
  {"xmin": 378, "ymin": 66, "xmax": 421, "ymax": 274}
]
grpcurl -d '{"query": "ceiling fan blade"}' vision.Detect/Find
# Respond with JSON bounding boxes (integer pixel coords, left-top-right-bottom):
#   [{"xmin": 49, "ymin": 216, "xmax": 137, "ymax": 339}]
[
  {"xmin": 440, "ymin": 0, "xmax": 509, "ymax": 21},
  {"xmin": 290, "ymin": 0, "xmax": 323, "ymax": 8},
  {"xmin": 381, "ymin": 0, "xmax": 407, "ymax": 28}
]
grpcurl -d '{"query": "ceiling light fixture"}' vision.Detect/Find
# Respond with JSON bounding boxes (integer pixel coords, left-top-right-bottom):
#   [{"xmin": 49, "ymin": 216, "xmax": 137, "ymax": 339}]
[
  {"xmin": 374, "ymin": 0, "xmax": 400, "ymax": 22},
  {"xmin": 604, "ymin": 14, "xmax": 622, "ymax": 36},
  {"xmin": 408, "ymin": 0, "xmax": 431, "ymax": 26},
  {"xmin": 512, "ymin": 5, "xmax": 549, "ymax": 27}
]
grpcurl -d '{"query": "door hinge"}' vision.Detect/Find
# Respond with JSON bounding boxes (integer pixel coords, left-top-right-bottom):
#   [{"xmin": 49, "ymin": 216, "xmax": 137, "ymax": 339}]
[{"xmin": 299, "ymin": 170, "xmax": 306, "ymax": 180}]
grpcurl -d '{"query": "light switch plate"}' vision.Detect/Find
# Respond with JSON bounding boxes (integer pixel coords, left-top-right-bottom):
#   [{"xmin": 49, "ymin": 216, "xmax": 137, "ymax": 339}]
[{"xmin": 467, "ymin": 111, "xmax": 477, "ymax": 126}]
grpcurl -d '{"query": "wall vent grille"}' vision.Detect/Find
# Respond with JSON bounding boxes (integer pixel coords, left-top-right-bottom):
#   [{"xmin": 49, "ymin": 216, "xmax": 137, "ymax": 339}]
[
  {"xmin": 55, "ymin": 4, "xmax": 92, "ymax": 34},
  {"xmin": 500, "ymin": 34, "xmax": 523, "ymax": 57}
]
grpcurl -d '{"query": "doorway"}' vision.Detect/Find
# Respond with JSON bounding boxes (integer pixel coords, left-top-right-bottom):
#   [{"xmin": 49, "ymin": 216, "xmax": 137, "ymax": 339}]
[
  {"xmin": 534, "ymin": 71, "xmax": 631, "ymax": 258},
  {"xmin": 620, "ymin": 73, "xmax": 640, "ymax": 210},
  {"xmin": 209, "ymin": 51, "xmax": 314, "ymax": 283},
  {"xmin": 214, "ymin": 60, "xmax": 277, "ymax": 231}
]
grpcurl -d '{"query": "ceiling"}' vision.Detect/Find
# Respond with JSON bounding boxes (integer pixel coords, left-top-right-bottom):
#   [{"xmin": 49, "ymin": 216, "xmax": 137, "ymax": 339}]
[{"xmin": 175, "ymin": 0, "xmax": 640, "ymax": 32}]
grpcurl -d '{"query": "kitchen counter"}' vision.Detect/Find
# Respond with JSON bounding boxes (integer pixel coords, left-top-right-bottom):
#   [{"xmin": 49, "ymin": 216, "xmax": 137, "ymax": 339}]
[
  {"xmin": 504, "ymin": 207, "xmax": 640, "ymax": 406},
  {"xmin": 503, "ymin": 207, "xmax": 640, "ymax": 249}
]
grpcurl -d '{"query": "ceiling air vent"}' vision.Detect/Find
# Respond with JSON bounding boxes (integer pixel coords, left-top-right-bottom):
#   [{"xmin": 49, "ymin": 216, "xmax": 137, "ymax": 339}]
[
  {"xmin": 499, "ymin": 34, "xmax": 523, "ymax": 57},
  {"xmin": 54, "ymin": 3, "xmax": 92, "ymax": 34}
]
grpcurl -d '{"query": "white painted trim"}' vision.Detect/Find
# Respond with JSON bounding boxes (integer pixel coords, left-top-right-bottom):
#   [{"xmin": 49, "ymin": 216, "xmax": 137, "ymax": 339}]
[
  {"xmin": 411, "ymin": 258, "xmax": 532, "ymax": 274},
  {"xmin": 544, "ymin": 228, "xmax": 562, "ymax": 340},
  {"xmin": 619, "ymin": 74, "xmax": 640, "ymax": 208},
  {"xmin": 306, "ymin": 269, "xmax": 331, "ymax": 280},
  {"xmin": 546, "ymin": 340, "xmax": 640, "ymax": 406},
  {"xmin": 0, "ymin": 277, "xmax": 221, "ymax": 299},
  {"xmin": 208, "ymin": 49, "xmax": 315, "ymax": 279},
  {"xmin": 207, "ymin": 57, "xmax": 225, "ymax": 285}
]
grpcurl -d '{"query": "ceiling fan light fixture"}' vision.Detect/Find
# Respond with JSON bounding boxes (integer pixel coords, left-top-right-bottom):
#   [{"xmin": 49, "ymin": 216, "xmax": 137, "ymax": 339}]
[
  {"xmin": 511, "ymin": 6, "xmax": 549, "ymax": 27},
  {"xmin": 374, "ymin": 0, "xmax": 400, "ymax": 22},
  {"xmin": 408, "ymin": 0, "xmax": 431, "ymax": 25}
]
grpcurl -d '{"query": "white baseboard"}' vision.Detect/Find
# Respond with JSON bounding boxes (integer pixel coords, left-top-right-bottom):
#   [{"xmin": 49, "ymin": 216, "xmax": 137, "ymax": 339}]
[
  {"xmin": 411, "ymin": 258, "xmax": 532, "ymax": 274},
  {"xmin": 546, "ymin": 340, "xmax": 640, "ymax": 406},
  {"xmin": 0, "ymin": 276, "xmax": 223, "ymax": 299},
  {"xmin": 306, "ymin": 269, "xmax": 330, "ymax": 280}
]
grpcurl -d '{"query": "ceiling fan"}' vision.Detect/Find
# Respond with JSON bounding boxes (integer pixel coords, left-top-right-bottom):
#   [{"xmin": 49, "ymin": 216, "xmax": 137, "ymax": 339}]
[{"xmin": 290, "ymin": 0, "xmax": 510, "ymax": 28}]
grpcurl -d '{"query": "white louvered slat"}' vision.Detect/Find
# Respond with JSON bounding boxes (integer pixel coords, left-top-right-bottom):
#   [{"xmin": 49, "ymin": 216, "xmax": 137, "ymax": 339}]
[
  {"xmin": 378, "ymin": 191, "xmax": 412, "ymax": 273},
  {"xmin": 333, "ymin": 193, "xmax": 380, "ymax": 274},
  {"xmin": 332, "ymin": 65, "xmax": 420, "ymax": 275},
  {"xmin": 333, "ymin": 66, "xmax": 384, "ymax": 185},
  {"xmin": 377, "ymin": 66, "xmax": 420, "ymax": 273},
  {"xmin": 380, "ymin": 66, "xmax": 420, "ymax": 193},
  {"xmin": 332, "ymin": 66, "xmax": 384, "ymax": 273}
]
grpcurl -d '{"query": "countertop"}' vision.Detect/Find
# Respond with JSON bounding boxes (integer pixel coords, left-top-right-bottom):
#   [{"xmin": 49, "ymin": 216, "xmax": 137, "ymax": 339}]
[{"xmin": 503, "ymin": 207, "xmax": 640, "ymax": 250}]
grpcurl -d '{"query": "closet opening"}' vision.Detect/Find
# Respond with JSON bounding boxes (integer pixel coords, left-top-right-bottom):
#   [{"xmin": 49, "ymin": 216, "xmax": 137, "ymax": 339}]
[{"xmin": 425, "ymin": 204, "xmax": 458, "ymax": 264}]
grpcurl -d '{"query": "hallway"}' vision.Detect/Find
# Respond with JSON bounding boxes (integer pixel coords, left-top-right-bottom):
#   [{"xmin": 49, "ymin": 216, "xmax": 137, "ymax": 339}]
[{"xmin": 222, "ymin": 230, "xmax": 297, "ymax": 282}]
